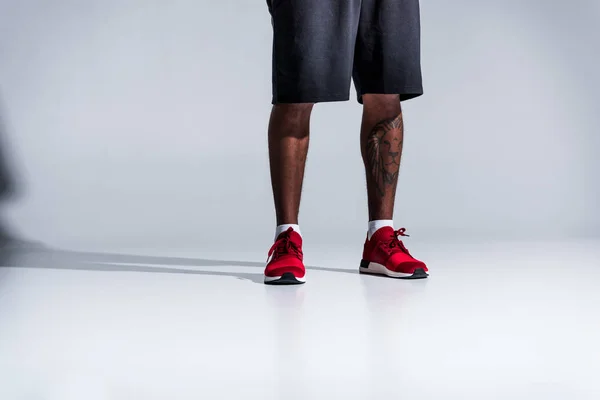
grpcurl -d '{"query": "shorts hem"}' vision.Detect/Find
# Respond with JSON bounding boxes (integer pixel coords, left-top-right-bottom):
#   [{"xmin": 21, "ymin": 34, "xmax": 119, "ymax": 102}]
[
  {"xmin": 357, "ymin": 87, "xmax": 424, "ymax": 104},
  {"xmin": 272, "ymin": 94, "xmax": 350, "ymax": 104}
]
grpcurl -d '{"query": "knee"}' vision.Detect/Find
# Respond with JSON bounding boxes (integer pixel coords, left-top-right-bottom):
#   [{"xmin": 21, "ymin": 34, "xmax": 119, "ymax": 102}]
[
  {"xmin": 269, "ymin": 103, "xmax": 314, "ymax": 139},
  {"xmin": 272, "ymin": 103, "xmax": 314, "ymax": 120},
  {"xmin": 362, "ymin": 94, "xmax": 400, "ymax": 112}
]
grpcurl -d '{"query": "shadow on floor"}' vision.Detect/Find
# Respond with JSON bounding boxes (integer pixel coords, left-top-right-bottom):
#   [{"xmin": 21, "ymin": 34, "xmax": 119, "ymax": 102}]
[
  {"xmin": 0, "ymin": 93, "xmax": 358, "ymax": 285},
  {"xmin": 0, "ymin": 244, "xmax": 358, "ymax": 285},
  {"xmin": 0, "ymin": 96, "xmax": 22, "ymax": 248}
]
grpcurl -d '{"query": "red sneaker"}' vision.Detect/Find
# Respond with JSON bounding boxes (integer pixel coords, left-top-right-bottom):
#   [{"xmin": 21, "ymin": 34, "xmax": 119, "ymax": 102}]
[
  {"xmin": 360, "ymin": 227, "xmax": 428, "ymax": 279},
  {"xmin": 264, "ymin": 227, "xmax": 306, "ymax": 285}
]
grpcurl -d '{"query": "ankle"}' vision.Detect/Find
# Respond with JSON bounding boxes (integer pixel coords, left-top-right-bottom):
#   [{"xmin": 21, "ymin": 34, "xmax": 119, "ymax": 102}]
[
  {"xmin": 368, "ymin": 220, "xmax": 393, "ymax": 240},
  {"xmin": 275, "ymin": 224, "xmax": 301, "ymax": 241}
]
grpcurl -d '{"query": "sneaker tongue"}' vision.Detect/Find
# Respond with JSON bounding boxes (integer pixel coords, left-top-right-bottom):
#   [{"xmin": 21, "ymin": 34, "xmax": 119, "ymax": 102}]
[
  {"xmin": 371, "ymin": 226, "xmax": 395, "ymax": 242},
  {"xmin": 277, "ymin": 229, "xmax": 302, "ymax": 245}
]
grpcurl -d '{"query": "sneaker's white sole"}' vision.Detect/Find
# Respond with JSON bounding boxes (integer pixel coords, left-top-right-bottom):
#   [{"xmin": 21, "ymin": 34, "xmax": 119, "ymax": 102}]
[
  {"xmin": 359, "ymin": 261, "xmax": 429, "ymax": 279},
  {"xmin": 264, "ymin": 273, "xmax": 306, "ymax": 285}
]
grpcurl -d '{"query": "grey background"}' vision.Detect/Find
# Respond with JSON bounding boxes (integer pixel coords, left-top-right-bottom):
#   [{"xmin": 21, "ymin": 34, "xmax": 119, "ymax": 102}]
[{"xmin": 0, "ymin": 0, "xmax": 598, "ymax": 253}]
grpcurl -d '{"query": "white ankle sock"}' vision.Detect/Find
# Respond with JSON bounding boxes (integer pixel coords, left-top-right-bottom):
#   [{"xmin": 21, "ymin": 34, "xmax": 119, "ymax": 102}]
[
  {"xmin": 275, "ymin": 224, "xmax": 301, "ymax": 241},
  {"xmin": 368, "ymin": 220, "xmax": 393, "ymax": 240}
]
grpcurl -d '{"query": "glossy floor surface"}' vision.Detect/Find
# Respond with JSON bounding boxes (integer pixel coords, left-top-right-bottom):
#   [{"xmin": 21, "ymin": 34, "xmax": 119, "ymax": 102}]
[{"xmin": 1, "ymin": 239, "xmax": 599, "ymax": 399}]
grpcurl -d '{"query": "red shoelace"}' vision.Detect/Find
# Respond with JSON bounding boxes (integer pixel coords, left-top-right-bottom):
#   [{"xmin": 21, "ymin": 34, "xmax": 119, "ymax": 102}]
[
  {"xmin": 380, "ymin": 228, "xmax": 412, "ymax": 255},
  {"xmin": 267, "ymin": 229, "xmax": 302, "ymax": 261}
]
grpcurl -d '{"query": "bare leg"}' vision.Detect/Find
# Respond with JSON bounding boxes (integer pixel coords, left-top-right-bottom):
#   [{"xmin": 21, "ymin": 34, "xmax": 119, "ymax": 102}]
[
  {"xmin": 360, "ymin": 94, "xmax": 404, "ymax": 221},
  {"xmin": 268, "ymin": 103, "xmax": 314, "ymax": 225}
]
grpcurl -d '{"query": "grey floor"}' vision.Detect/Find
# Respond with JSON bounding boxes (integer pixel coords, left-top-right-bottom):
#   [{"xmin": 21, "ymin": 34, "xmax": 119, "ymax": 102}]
[{"xmin": 0, "ymin": 239, "xmax": 599, "ymax": 399}]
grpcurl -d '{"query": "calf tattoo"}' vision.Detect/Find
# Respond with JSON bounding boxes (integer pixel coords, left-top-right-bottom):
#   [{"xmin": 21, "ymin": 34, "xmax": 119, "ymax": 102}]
[{"xmin": 366, "ymin": 114, "xmax": 404, "ymax": 197}]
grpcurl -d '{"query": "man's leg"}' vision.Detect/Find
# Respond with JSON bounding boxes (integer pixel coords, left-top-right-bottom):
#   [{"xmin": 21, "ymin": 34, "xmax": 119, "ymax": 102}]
[
  {"xmin": 358, "ymin": 94, "xmax": 428, "ymax": 279},
  {"xmin": 263, "ymin": 104, "xmax": 312, "ymax": 285},
  {"xmin": 264, "ymin": 103, "xmax": 313, "ymax": 285},
  {"xmin": 264, "ymin": 0, "xmax": 360, "ymax": 284},
  {"xmin": 360, "ymin": 94, "xmax": 403, "ymax": 222},
  {"xmin": 355, "ymin": 0, "xmax": 429, "ymax": 279},
  {"xmin": 268, "ymin": 103, "xmax": 313, "ymax": 227}
]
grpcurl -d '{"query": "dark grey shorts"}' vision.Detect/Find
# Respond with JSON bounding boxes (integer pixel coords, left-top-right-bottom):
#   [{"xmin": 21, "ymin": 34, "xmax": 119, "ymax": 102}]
[{"xmin": 267, "ymin": 0, "xmax": 423, "ymax": 104}]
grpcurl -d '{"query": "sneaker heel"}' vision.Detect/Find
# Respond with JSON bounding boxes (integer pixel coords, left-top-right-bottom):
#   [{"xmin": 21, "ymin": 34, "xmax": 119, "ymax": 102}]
[{"xmin": 359, "ymin": 259, "xmax": 369, "ymax": 270}]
